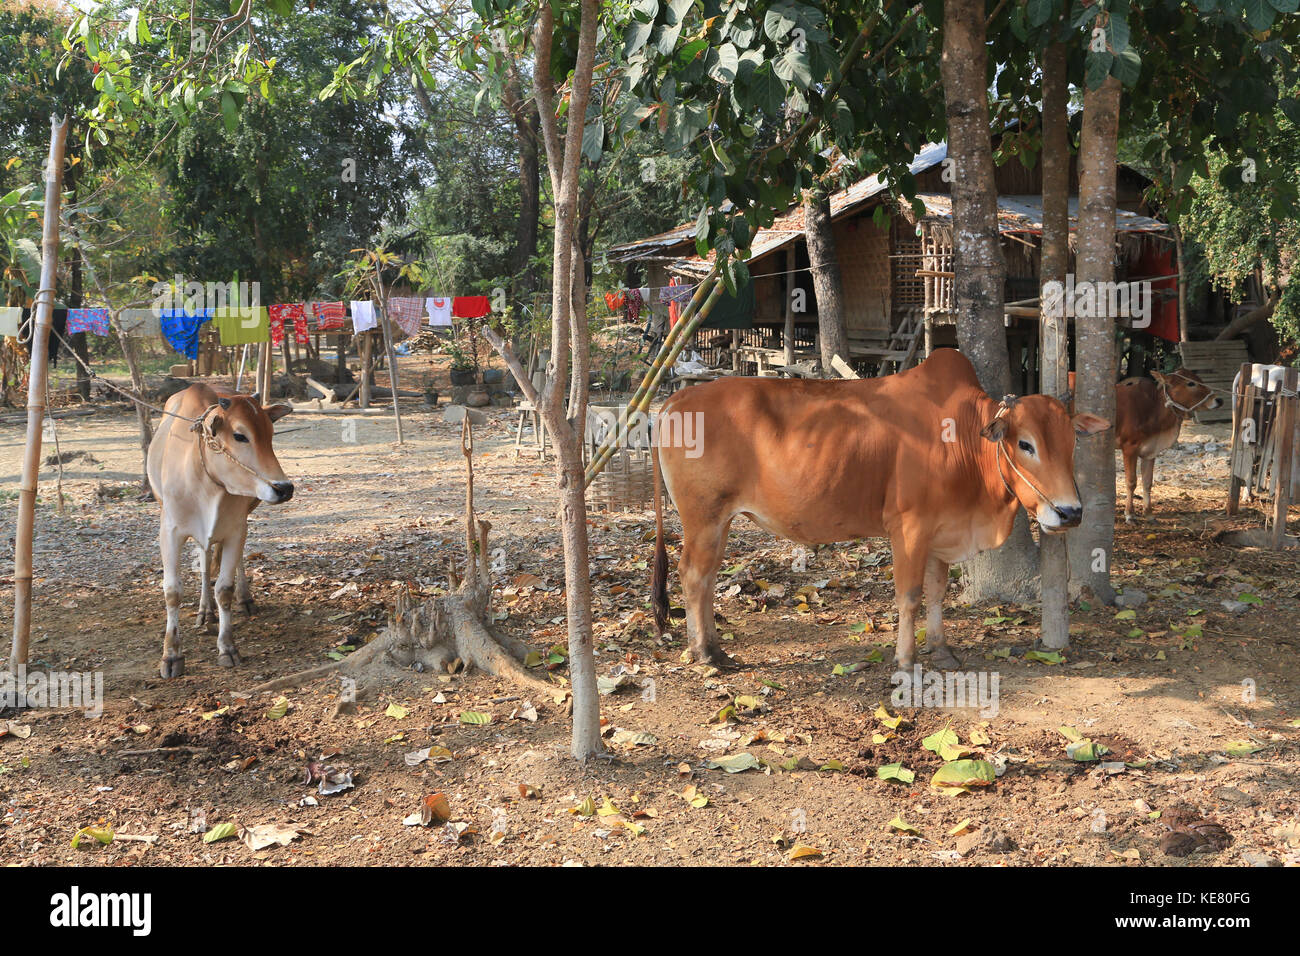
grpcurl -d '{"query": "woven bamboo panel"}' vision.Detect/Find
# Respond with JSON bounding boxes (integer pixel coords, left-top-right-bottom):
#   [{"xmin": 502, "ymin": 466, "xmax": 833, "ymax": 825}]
[{"xmin": 586, "ymin": 445, "xmax": 653, "ymax": 512}]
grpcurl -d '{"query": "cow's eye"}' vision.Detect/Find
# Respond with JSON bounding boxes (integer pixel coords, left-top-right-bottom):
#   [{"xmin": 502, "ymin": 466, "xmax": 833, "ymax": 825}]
[
  {"xmin": 1018, "ymin": 439, "xmax": 1035, "ymax": 454},
  {"xmin": 233, "ymin": 432, "xmax": 250, "ymax": 443}
]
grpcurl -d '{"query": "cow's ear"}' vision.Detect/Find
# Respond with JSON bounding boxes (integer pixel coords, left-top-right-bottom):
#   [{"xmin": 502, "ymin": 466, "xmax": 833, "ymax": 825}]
[
  {"xmin": 981, "ymin": 417, "xmax": 1008, "ymax": 442},
  {"xmin": 1073, "ymin": 413, "xmax": 1110, "ymax": 435},
  {"xmin": 218, "ymin": 396, "xmax": 232, "ymax": 410},
  {"xmin": 265, "ymin": 403, "xmax": 293, "ymax": 423},
  {"xmin": 1151, "ymin": 370, "xmax": 1167, "ymax": 386}
]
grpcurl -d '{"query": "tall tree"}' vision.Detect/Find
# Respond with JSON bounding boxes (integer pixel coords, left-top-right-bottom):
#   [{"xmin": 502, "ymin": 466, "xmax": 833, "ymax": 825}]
[
  {"xmin": 940, "ymin": 0, "xmax": 1040, "ymax": 603},
  {"xmin": 803, "ymin": 189, "xmax": 848, "ymax": 371},
  {"xmin": 1038, "ymin": 30, "xmax": 1072, "ymax": 648},
  {"xmin": 1068, "ymin": 70, "xmax": 1122, "ymax": 603}
]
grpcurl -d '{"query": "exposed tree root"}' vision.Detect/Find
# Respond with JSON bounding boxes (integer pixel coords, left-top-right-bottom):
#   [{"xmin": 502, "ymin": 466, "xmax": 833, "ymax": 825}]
[{"xmin": 247, "ymin": 419, "xmax": 563, "ymax": 701}]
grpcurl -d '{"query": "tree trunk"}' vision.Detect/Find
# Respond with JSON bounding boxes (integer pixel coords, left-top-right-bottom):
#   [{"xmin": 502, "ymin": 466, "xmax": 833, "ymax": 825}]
[
  {"xmin": 804, "ymin": 191, "xmax": 848, "ymax": 374},
  {"xmin": 1038, "ymin": 38, "xmax": 1071, "ymax": 649},
  {"xmin": 10, "ymin": 115, "xmax": 69, "ymax": 672},
  {"xmin": 504, "ymin": 71, "xmax": 541, "ymax": 301},
  {"xmin": 491, "ymin": 0, "xmax": 603, "ymax": 761},
  {"xmin": 1216, "ymin": 292, "xmax": 1279, "ymax": 340},
  {"xmin": 1067, "ymin": 74, "xmax": 1122, "ymax": 604},
  {"xmin": 942, "ymin": 0, "xmax": 1039, "ymax": 604}
]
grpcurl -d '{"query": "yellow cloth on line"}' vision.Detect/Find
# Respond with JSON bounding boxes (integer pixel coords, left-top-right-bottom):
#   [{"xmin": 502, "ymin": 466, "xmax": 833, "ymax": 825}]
[{"xmin": 214, "ymin": 306, "xmax": 270, "ymax": 345}]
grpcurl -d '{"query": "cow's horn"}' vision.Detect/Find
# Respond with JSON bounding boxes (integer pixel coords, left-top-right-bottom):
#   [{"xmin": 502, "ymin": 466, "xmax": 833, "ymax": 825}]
[{"xmin": 249, "ymin": 391, "xmax": 262, "ymax": 405}]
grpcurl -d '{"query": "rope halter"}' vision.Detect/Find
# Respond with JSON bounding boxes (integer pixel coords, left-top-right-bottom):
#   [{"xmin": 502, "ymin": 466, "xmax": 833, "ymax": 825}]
[
  {"xmin": 190, "ymin": 401, "xmax": 280, "ymax": 492},
  {"xmin": 989, "ymin": 394, "xmax": 1075, "ymax": 517},
  {"xmin": 1159, "ymin": 371, "xmax": 1216, "ymax": 415}
]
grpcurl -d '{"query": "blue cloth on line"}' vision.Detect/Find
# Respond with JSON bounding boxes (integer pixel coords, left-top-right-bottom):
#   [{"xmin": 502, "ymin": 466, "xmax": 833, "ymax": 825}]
[{"xmin": 159, "ymin": 309, "xmax": 212, "ymax": 359}]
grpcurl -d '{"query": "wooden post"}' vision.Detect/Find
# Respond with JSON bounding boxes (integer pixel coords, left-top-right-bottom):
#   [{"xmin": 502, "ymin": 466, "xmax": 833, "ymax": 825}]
[
  {"xmin": 10, "ymin": 115, "xmax": 69, "ymax": 672},
  {"xmin": 1227, "ymin": 362, "xmax": 1251, "ymax": 516},
  {"xmin": 359, "ymin": 331, "xmax": 373, "ymax": 408},
  {"xmin": 783, "ymin": 245, "xmax": 796, "ymax": 367},
  {"xmin": 1271, "ymin": 368, "xmax": 1297, "ymax": 548}
]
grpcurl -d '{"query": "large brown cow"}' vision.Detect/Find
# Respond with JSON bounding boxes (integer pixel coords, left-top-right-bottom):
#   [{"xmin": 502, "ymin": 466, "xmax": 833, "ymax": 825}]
[
  {"xmin": 651, "ymin": 348, "xmax": 1108, "ymax": 669},
  {"xmin": 1114, "ymin": 368, "xmax": 1220, "ymax": 523},
  {"xmin": 146, "ymin": 384, "xmax": 294, "ymax": 678}
]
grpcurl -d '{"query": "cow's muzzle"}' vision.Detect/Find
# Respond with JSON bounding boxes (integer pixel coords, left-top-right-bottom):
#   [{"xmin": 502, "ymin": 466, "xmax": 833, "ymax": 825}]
[
  {"xmin": 1055, "ymin": 505, "xmax": 1082, "ymax": 527},
  {"xmin": 270, "ymin": 480, "xmax": 295, "ymax": 503}
]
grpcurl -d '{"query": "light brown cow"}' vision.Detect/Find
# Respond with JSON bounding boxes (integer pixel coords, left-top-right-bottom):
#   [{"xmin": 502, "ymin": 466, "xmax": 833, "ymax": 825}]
[
  {"xmin": 651, "ymin": 348, "xmax": 1109, "ymax": 669},
  {"xmin": 1115, "ymin": 368, "xmax": 1220, "ymax": 523},
  {"xmin": 146, "ymin": 384, "xmax": 294, "ymax": 678}
]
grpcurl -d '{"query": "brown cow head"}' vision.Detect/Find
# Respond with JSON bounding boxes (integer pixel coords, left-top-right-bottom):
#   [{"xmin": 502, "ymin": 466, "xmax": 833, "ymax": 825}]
[
  {"xmin": 206, "ymin": 393, "xmax": 295, "ymax": 503},
  {"xmin": 981, "ymin": 395, "xmax": 1109, "ymax": 532},
  {"xmin": 1153, "ymin": 368, "xmax": 1220, "ymax": 415}
]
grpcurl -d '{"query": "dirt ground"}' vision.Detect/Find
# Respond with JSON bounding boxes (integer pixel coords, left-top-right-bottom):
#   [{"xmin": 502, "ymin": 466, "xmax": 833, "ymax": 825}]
[{"xmin": 2, "ymin": 370, "xmax": 1299, "ymax": 867}]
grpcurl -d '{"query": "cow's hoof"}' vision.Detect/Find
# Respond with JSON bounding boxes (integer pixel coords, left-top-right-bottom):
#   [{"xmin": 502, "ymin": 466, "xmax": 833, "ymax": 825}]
[
  {"xmin": 925, "ymin": 646, "xmax": 962, "ymax": 671},
  {"xmin": 895, "ymin": 655, "xmax": 916, "ymax": 669},
  {"xmin": 159, "ymin": 655, "xmax": 186, "ymax": 679},
  {"xmin": 217, "ymin": 649, "xmax": 242, "ymax": 668},
  {"xmin": 691, "ymin": 648, "xmax": 738, "ymax": 668},
  {"xmin": 240, "ymin": 598, "xmax": 256, "ymax": 616}
]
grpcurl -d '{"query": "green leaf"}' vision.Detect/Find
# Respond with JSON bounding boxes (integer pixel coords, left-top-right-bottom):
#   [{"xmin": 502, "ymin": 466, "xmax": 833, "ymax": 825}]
[
  {"xmin": 1110, "ymin": 48, "xmax": 1141, "ymax": 87},
  {"xmin": 204, "ymin": 822, "xmax": 238, "ymax": 843},
  {"xmin": 1027, "ymin": 0, "xmax": 1055, "ymax": 27},
  {"xmin": 1243, "ymin": 0, "xmax": 1277, "ymax": 29},
  {"xmin": 1085, "ymin": 50, "xmax": 1114, "ymax": 91},
  {"xmin": 922, "ymin": 726, "xmax": 959, "ymax": 755},
  {"xmin": 930, "ymin": 759, "xmax": 997, "ymax": 791},
  {"xmin": 877, "ymin": 762, "xmax": 915, "ymax": 784},
  {"xmin": 459, "ymin": 711, "xmax": 491, "ymax": 725},
  {"xmin": 1024, "ymin": 649, "xmax": 1064, "ymax": 664},
  {"xmin": 702, "ymin": 752, "xmax": 760, "ymax": 773},
  {"xmin": 705, "ymin": 43, "xmax": 738, "ymax": 84},
  {"xmin": 581, "ymin": 119, "xmax": 603, "ymax": 163}
]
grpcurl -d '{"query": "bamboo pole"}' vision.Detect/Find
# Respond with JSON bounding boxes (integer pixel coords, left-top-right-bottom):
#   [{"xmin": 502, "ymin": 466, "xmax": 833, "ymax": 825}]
[
  {"xmin": 583, "ymin": 271, "xmax": 719, "ymax": 464},
  {"xmin": 10, "ymin": 115, "xmax": 69, "ymax": 672},
  {"xmin": 584, "ymin": 275, "xmax": 724, "ymax": 486}
]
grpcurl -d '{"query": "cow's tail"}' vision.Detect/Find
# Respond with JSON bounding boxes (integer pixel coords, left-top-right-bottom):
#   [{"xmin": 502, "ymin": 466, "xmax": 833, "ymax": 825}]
[{"xmin": 651, "ymin": 439, "xmax": 670, "ymax": 634}]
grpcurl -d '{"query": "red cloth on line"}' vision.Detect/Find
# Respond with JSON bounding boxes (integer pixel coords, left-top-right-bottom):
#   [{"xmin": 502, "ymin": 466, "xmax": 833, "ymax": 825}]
[
  {"xmin": 668, "ymin": 278, "xmax": 681, "ymax": 328},
  {"xmin": 604, "ymin": 290, "xmax": 626, "ymax": 312},
  {"xmin": 268, "ymin": 303, "xmax": 309, "ymax": 346},
  {"xmin": 311, "ymin": 301, "xmax": 347, "ymax": 331},
  {"xmin": 452, "ymin": 296, "xmax": 491, "ymax": 319}
]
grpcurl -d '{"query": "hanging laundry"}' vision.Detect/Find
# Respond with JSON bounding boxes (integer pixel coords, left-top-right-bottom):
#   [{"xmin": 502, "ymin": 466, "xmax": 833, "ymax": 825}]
[
  {"xmin": 22, "ymin": 308, "xmax": 69, "ymax": 364},
  {"xmin": 661, "ymin": 279, "xmax": 697, "ymax": 328},
  {"xmin": 67, "ymin": 307, "xmax": 110, "ymax": 336},
  {"xmin": 0, "ymin": 306, "xmax": 21, "ymax": 337},
  {"xmin": 625, "ymin": 288, "xmax": 643, "ymax": 326},
  {"xmin": 452, "ymin": 296, "xmax": 491, "ymax": 319},
  {"xmin": 268, "ymin": 303, "xmax": 307, "ymax": 346},
  {"xmin": 214, "ymin": 306, "xmax": 269, "ymax": 346},
  {"xmin": 425, "ymin": 295, "xmax": 453, "ymax": 327},
  {"xmin": 119, "ymin": 308, "xmax": 161, "ymax": 337},
  {"xmin": 350, "ymin": 300, "xmax": 378, "ymax": 332},
  {"xmin": 388, "ymin": 296, "xmax": 426, "ymax": 336},
  {"xmin": 160, "ymin": 309, "xmax": 212, "ymax": 359},
  {"xmin": 311, "ymin": 301, "xmax": 347, "ymax": 331},
  {"xmin": 604, "ymin": 290, "xmax": 626, "ymax": 312}
]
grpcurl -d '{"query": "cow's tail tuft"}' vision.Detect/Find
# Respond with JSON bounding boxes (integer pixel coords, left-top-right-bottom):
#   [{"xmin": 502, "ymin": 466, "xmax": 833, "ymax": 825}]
[{"xmin": 651, "ymin": 439, "xmax": 670, "ymax": 634}]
